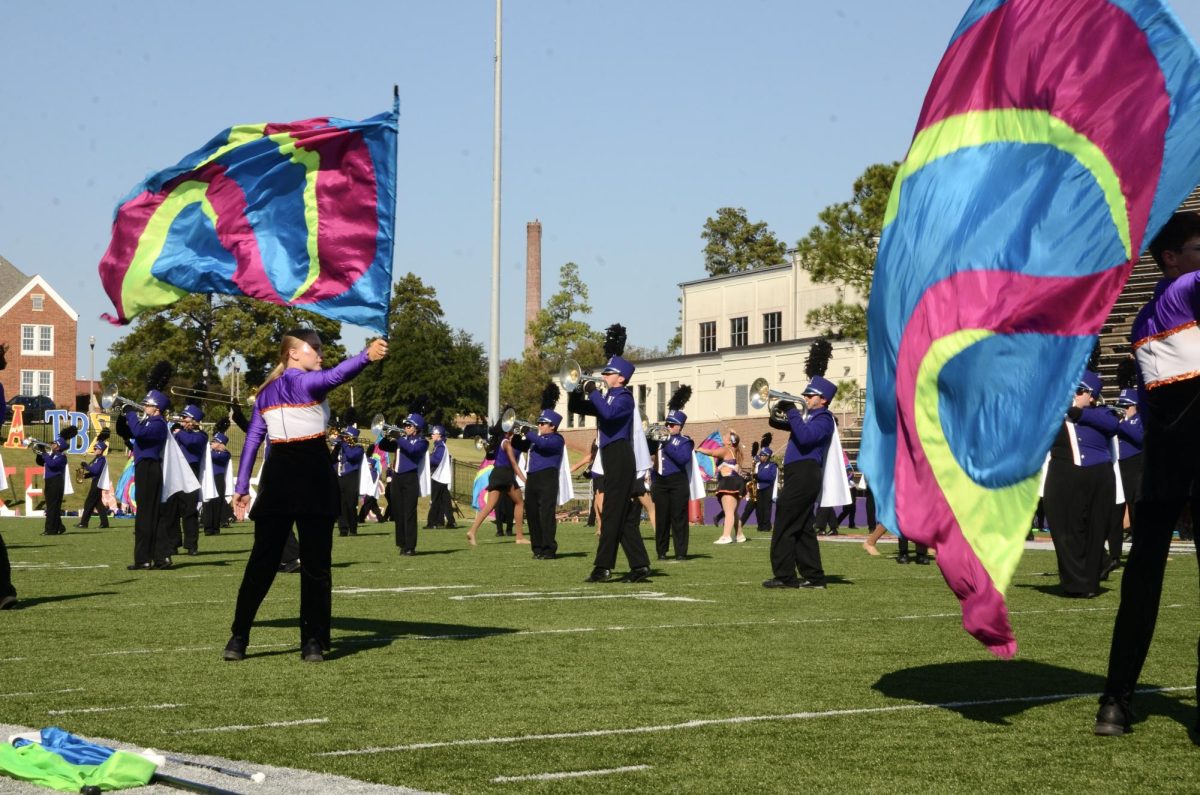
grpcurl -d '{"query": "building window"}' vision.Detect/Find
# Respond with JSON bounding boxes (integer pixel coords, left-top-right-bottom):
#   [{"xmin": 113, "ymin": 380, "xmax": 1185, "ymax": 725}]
[
  {"xmin": 730, "ymin": 316, "xmax": 748, "ymax": 348},
  {"xmin": 31, "ymin": 294, "xmax": 44, "ymax": 311},
  {"xmin": 763, "ymin": 311, "xmax": 782, "ymax": 344},
  {"xmin": 638, "ymin": 385, "xmax": 650, "ymax": 420},
  {"xmin": 656, "ymin": 382, "xmax": 666, "ymax": 422},
  {"xmin": 21, "ymin": 370, "xmax": 52, "ymax": 397},
  {"xmin": 699, "ymin": 321, "xmax": 716, "ymax": 353},
  {"xmin": 736, "ymin": 384, "xmax": 749, "ymax": 416},
  {"xmin": 20, "ymin": 324, "xmax": 52, "ymax": 356}
]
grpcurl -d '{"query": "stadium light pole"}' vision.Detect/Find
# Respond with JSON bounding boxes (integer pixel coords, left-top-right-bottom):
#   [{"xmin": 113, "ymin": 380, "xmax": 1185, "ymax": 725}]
[
  {"xmin": 88, "ymin": 335, "xmax": 96, "ymax": 412},
  {"xmin": 487, "ymin": 0, "xmax": 503, "ymax": 426}
]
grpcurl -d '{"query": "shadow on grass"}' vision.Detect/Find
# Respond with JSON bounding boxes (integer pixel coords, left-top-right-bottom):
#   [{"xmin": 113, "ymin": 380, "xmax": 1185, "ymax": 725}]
[
  {"xmin": 873, "ymin": 660, "xmax": 1194, "ymax": 729},
  {"xmin": 252, "ymin": 615, "xmax": 519, "ymax": 660},
  {"xmin": 9, "ymin": 591, "xmax": 119, "ymax": 608},
  {"xmin": 1012, "ymin": 583, "xmax": 1113, "ymax": 598}
]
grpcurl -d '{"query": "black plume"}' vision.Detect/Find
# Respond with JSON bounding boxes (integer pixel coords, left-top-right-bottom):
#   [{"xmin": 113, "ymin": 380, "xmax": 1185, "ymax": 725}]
[
  {"xmin": 604, "ymin": 323, "xmax": 627, "ymax": 359},
  {"xmin": 214, "ymin": 417, "xmax": 231, "ymax": 434},
  {"xmin": 97, "ymin": 428, "xmax": 111, "ymax": 443},
  {"xmin": 0, "ymin": 342, "xmax": 8, "ymax": 371},
  {"xmin": 805, "ymin": 339, "xmax": 833, "ymax": 378},
  {"xmin": 114, "ymin": 413, "xmax": 132, "ymax": 446},
  {"xmin": 1086, "ymin": 341, "xmax": 1102, "ymax": 372},
  {"xmin": 342, "ymin": 406, "xmax": 358, "ymax": 428},
  {"xmin": 408, "ymin": 395, "xmax": 429, "ymax": 416},
  {"xmin": 365, "ymin": 442, "xmax": 376, "ymax": 456},
  {"xmin": 761, "ymin": 432, "xmax": 772, "ymax": 449},
  {"xmin": 145, "ymin": 361, "xmax": 173, "ymax": 392},
  {"xmin": 60, "ymin": 425, "xmax": 78, "ymax": 441},
  {"xmin": 668, "ymin": 384, "xmax": 692, "ymax": 412},
  {"xmin": 751, "ymin": 441, "xmax": 759, "ymax": 457},
  {"xmin": 541, "ymin": 382, "xmax": 561, "ymax": 411},
  {"xmin": 1116, "ymin": 356, "xmax": 1138, "ymax": 389}
]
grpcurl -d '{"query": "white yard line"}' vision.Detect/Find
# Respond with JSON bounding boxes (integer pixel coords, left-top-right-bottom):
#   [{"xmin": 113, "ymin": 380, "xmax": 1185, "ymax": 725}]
[
  {"xmin": 319, "ymin": 686, "xmax": 1195, "ymax": 756},
  {"xmin": 0, "ymin": 688, "xmax": 83, "ymax": 698},
  {"xmin": 168, "ymin": 718, "xmax": 329, "ymax": 734},
  {"xmin": 334, "ymin": 585, "xmax": 477, "ymax": 595},
  {"xmin": 11, "ymin": 563, "xmax": 110, "ymax": 570},
  {"xmin": 492, "ymin": 764, "xmax": 651, "ymax": 783},
  {"xmin": 49, "ymin": 703, "xmax": 186, "ymax": 716}
]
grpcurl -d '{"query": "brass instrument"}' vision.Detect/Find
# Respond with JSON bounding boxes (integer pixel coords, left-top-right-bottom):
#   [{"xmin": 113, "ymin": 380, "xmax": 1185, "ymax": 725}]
[
  {"xmin": 370, "ymin": 413, "xmax": 405, "ymax": 439},
  {"xmin": 749, "ymin": 377, "xmax": 809, "ymax": 422},
  {"xmin": 100, "ymin": 384, "xmax": 145, "ymax": 419},
  {"xmin": 23, "ymin": 438, "xmax": 54, "ymax": 455},
  {"xmin": 75, "ymin": 461, "xmax": 90, "ymax": 484},
  {"xmin": 170, "ymin": 385, "xmax": 255, "ymax": 407},
  {"xmin": 558, "ymin": 358, "xmax": 605, "ymax": 395},
  {"xmin": 500, "ymin": 407, "xmax": 537, "ymax": 434},
  {"xmin": 474, "ymin": 437, "xmax": 488, "ymax": 452},
  {"xmin": 643, "ymin": 422, "xmax": 670, "ymax": 442}
]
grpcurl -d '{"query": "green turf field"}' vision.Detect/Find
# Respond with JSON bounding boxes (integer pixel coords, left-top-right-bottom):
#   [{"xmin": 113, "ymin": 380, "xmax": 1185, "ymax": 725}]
[{"xmin": 2, "ymin": 517, "xmax": 1198, "ymax": 793}]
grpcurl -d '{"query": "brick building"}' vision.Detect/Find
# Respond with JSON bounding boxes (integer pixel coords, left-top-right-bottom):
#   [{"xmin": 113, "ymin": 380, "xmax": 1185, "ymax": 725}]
[{"xmin": 0, "ymin": 254, "xmax": 78, "ymax": 413}]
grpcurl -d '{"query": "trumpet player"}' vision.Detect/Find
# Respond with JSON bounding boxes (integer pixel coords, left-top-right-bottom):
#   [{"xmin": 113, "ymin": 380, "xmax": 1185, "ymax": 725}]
[
  {"xmin": 37, "ymin": 427, "xmax": 76, "ymax": 537},
  {"xmin": 650, "ymin": 407, "xmax": 694, "ymax": 561},
  {"xmin": 165, "ymin": 404, "xmax": 207, "ymax": 556},
  {"xmin": 378, "ymin": 413, "xmax": 429, "ymax": 556},
  {"xmin": 75, "ymin": 430, "xmax": 112, "ymax": 530},
  {"xmin": 425, "ymin": 426, "xmax": 456, "ymax": 529},
  {"xmin": 524, "ymin": 401, "xmax": 566, "ymax": 560},
  {"xmin": 332, "ymin": 426, "xmax": 363, "ymax": 537},
  {"xmin": 202, "ymin": 427, "xmax": 232, "ymax": 536},
  {"xmin": 121, "ymin": 384, "xmax": 173, "ymax": 570}
]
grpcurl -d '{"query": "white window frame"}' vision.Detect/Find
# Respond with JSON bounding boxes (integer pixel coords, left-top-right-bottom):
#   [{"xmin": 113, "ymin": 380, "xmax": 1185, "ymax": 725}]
[
  {"xmin": 31, "ymin": 294, "xmax": 44, "ymax": 311},
  {"xmin": 20, "ymin": 324, "xmax": 53, "ymax": 357},
  {"xmin": 21, "ymin": 369, "xmax": 53, "ymax": 397}
]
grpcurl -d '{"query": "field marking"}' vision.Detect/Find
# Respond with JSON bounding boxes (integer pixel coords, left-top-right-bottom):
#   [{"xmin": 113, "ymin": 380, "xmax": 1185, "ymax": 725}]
[
  {"xmin": 318, "ymin": 685, "xmax": 1195, "ymax": 756},
  {"xmin": 492, "ymin": 764, "xmax": 651, "ymax": 782},
  {"xmin": 49, "ymin": 703, "xmax": 186, "ymax": 716},
  {"xmin": 167, "ymin": 718, "xmax": 328, "ymax": 734},
  {"xmin": 0, "ymin": 688, "xmax": 83, "ymax": 698},
  {"xmin": 334, "ymin": 585, "xmax": 477, "ymax": 595},
  {"xmin": 451, "ymin": 590, "xmax": 713, "ymax": 603},
  {"xmin": 11, "ymin": 563, "xmax": 110, "ymax": 570}
]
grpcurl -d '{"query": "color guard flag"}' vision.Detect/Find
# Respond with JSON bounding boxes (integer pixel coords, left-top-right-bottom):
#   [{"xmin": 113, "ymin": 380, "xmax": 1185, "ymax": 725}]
[
  {"xmin": 2, "ymin": 727, "xmax": 156, "ymax": 792},
  {"xmin": 99, "ymin": 103, "xmax": 398, "ymax": 334},
  {"xmin": 859, "ymin": 0, "xmax": 1200, "ymax": 658}
]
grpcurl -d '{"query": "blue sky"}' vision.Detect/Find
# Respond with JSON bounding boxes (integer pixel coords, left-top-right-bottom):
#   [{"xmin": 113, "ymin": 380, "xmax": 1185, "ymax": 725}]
[{"xmin": 3, "ymin": 0, "xmax": 1199, "ymax": 376}]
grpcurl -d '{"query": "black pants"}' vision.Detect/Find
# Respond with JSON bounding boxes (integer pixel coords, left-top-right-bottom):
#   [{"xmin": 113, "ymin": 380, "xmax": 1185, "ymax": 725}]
[
  {"xmin": 230, "ymin": 513, "xmax": 334, "ymax": 649},
  {"xmin": 593, "ymin": 439, "xmax": 649, "ymax": 571},
  {"xmin": 813, "ymin": 506, "xmax": 838, "ymax": 533},
  {"xmin": 770, "ymin": 460, "xmax": 825, "ymax": 585},
  {"xmin": 79, "ymin": 479, "xmax": 110, "ymax": 528},
  {"xmin": 898, "ymin": 537, "xmax": 928, "ymax": 556},
  {"xmin": 494, "ymin": 491, "xmax": 514, "ymax": 534},
  {"xmin": 133, "ymin": 459, "xmax": 167, "ymax": 565},
  {"xmin": 1045, "ymin": 459, "xmax": 1113, "ymax": 595},
  {"xmin": 740, "ymin": 494, "xmax": 757, "ymax": 526},
  {"xmin": 862, "ymin": 488, "xmax": 877, "ymax": 529},
  {"xmin": 337, "ymin": 473, "xmax": 359, "ymax": 536},
  {"xmin": 427, "ymin": 481, "xmax": 455, "ymax": 528},
  {"xmin": 1108, "ymin": 456, "xmax": 1144, "ymax": 563},
  {"xmin": 652, "ymin": 472, "xmax": 689, "ymax": 559},
  {"xmin": 836, "ymin": 500, "xmax": 857, "ymax": 528},
  {"xmin": 43, "ymin": 476, "xmax": 65, "ymax": 535},
  {"xmin": 358, "ymin": 495, "xmax": 384, "ymax": 523},
  {"xmin": 201, "ymin": 478, "xmax": 227, "ymax": 535},
  {"xmin": 0, "ymin": 530, "xmax": 12, "ymax": 600},
  {"xmin": 179, "ymin": 490, "xmax": 201, "ymax": 552},
  {"xmin": 754, "ymin": 490, "xmax": 774, "ymax": 532},
  {"xmin": 525, "ymin": 468, "xmax": 559, "ymax": 557},
  {"xmin": 391, "ymin": 470, "xmax": 419, "ymax": 552}
]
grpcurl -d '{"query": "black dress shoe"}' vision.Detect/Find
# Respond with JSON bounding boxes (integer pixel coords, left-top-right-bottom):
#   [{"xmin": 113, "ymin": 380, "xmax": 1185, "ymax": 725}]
[
  {"xmin": 674, "ymin": 555, "xmax": 686, "ymax": 561},
  {"xmin": 1095, "ymin": 696, "xmax": 1133, "ymax": 736},
  {"xmin": 914, "ymin": 555, "xmax": 930, "ymax": 565},
  {"xmin": 401, "ymin": 549, "xmax": 416, "ymax": 556},
  {"xmin": 0, "ymin": 594, "xmax": 17, "ymax": 610},
  {"xmin": 762, "ymin": 577, "xmax": 801, "ymax": 589},
  {"xmin": 896, "ymin": 553, "xmax": 911, "ymax": 564},
  {"xmin": 621, "ymin": 567, "xmax": 652, "ymax": 583},
  {"xmin": 152, "ymin": 558, "xmax": 173, "ymax": 570},
  {"xmin": 541, "ymin": 553, "xmax": 557, "ymax": 560},
  {"xmin": 585, "ymin": 568, "xmax": 612, "ymax": 583},
  {"xmin": 127, "ymin": 562, "xmax": 151, "ymax": 571},
  {"xmin": 798, "ymin": 580, "xmax": 827, "ymax": 590},
  {"xmin": 99, "ymin": 524, "xmax": 110, "ymax": 529},
  {"xmin": 495, "ymin": 529, "xmax": 505, "ymax": 537},
  {"xmin": 1100, "ymin": 558, "xmax": 1121, "ymax": 581},
  {"xmin": 300, "ymin": 639, "xmax": 324, "ymax": 663},
  {"xmin": 279, "ymin": 559, "xmax": 302, "ymax": 573},
  {"xmin": 186, "ymin": 549, "xmax": 199, "ymax": 557},
  {"xmin": 657, "ymin": 555, "xmax": 669, "ymax": 561},
  {"xmin": 223, "ymin": 635, "xmax": 247, "ymax": 661},
  {"xmin": 73, "ymin": 523, "xmax": 86, "ymax": 529}
]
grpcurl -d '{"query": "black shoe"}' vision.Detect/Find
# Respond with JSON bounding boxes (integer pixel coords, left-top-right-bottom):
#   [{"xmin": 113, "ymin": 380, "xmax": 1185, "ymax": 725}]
[
  {"xmin": 762, "ymin": 577, "xmax": 801, "ymax": 589},
  {"xmin": 127, "ymin": 562, "xmax": 151, "ymax": 571},
  {"xmin": 446, "ymin": 524, "xmax": 458, "ymax": 529},
  {"xmin": 280, "ymin": 559, "xmax": 301, "ymax": 573},
  {"xmin": 914, "ymin": 555, "xmax": 930, "ymax": 565},
  {"xmin": 73, "ymin": 523, "xmax": 86, "ymax": 529},
  {"xmin": 496, "ymin": 529, "xmax": 505, "ymax": 537},
  {"xmin": 622, "ymin": 567, "xmax": 652, "ymax": 583},
  {"xmin": 674, "ymin": 555, "xmax": 686, "ymax": 561},
  {"xmin": 657, "ymin": 555, "xmax": 670, "ymax": 561},
  {"xmin": 152, "ymin": 558, "xmax": 173, "ymax": 570},
  {"xmin": 757, "ymin": 527, "xmax": 772, "ymax": 532},
  {"xmin": 533, "ymin": 553, "xmax": 545, "ymax": 559},
  {"xmin": 828, "ymin": 528, "xmax": 839, "ymax": 536},
  {"xmin": 401, "ymin": 549, "xmax": 416, "ymax": 556},
  {"xmin": 541, "ymin": 553, "xmax": 557, "ymax": 560},
  {"xmin": 339, "ymin": 532, "xmax": 349, "ymax": 537},
  {"xmin": 1100, "ymin": 558, "xmax": 1121, "ymax": 581},
  {"xmin": 798, "ymin": 580, "xmax": 827, "ymax": 590},
  {"xmin": 99, "ymin": 524, "xmax": 110, "ymax": 529},
  {"xmin": 896, "ymin": 553, "xmax": 911, "ymax": 564},
  {"xmin": 1095, "ymin": 696, "xmax": 1133, "ymax": 736},
  {"xmin": 186, "ymin": 549, "xmax": 199, "ymax": 557},
  {"xmin": 300, "ymin": 640, "xmax": 324, "ymax": 663},
  {"xmin": 0, "ymin": 594, "xmax": 18, "ymax": 610},
  {"xmin": 505, "ymin": 530, "xmax": 514, "ymax": 536},
  {"xmin": 223, "ymin": 635, "xmax": 247, "ymax": 662},
  {"xmin": 585, "ymin": 568, "xmax": 612, "ymax": 583}
]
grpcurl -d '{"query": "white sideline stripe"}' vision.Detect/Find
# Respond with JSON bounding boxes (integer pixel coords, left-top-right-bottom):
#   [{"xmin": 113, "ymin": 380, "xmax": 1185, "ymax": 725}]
[
  {"xmin": 450, "ymin": 590, "xmax": 713, "ymax": 603},
  {"xmin": 0, "ymin": 688, "xmax": 83, "ymax": 698},
  {"xmin": 334, "ymin": 585, "xmax": 477, "ymax": 595},
  {"xmin": 11, "ymin": 564, "xmax": 110, "ymax": 570},
  {"xmin": 319, "ymin": 686, "xmax": 1195, "ymax": 756},
  {"xmin": 492, "ymin": 764, "xmax": 651, "ymax": 782},
  {"xmin": 49, "ymin": 703, "xmax": 185, "ymax": 716},
  {"xmin": 168, "ymin": 718, "xmax": 328, "ymax": 734}
]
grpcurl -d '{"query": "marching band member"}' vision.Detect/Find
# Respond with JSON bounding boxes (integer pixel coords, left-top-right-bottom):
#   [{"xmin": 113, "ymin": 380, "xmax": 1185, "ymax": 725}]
[
  {"xmin": 332, "ymin": 426, "xmax": 364, "ymax": 537},
  {"xmin": 752, "ymin": 438, "xmax": 778, "ymax": 534},
  {"xmin": 378, "ymin": 413, "xmax": 430, "ymax": 555},
  {"xmin": 357, "ymin": 443, "xmax": 386, "ymax": 524},
  {"xmin": 570, "ymin": 324, "xmax": 653, "ymax": 583},
  {"xmin": 201, "ymin": 421, "xmax": 232, "ymax": 536},
  {"xmin": 651, "ymin": 386, "xmax": 697, "ymax": 561},
  {"xmin": 120, "ymin": 364, "xmax": 173, "ymax": 571},
  {"xmin": 425, "ymin": 426, "xmax": 456, "ymax": 529},
  {"xmin": 37, "ymin": 427, "xmax": 76, "ymax": 536},
  {"xmin": 76, "ymin": 429, "xmax": 112, "ymax": 530},
  {"xmin": 224, "ymin": 329, "xmax": 387, "ymax": 663},
  {"xmin": 571, "ymin": 435, "xmax": 603, "ymax": 535},
  {"xmin": 523, "ymin": 385, "xmax": 567, "ymax": 559},
  {"xmin": 1107, "ymin": 387, "xmax": 1143, "ymax": 573},
  {"xmin": 466, "ymin": 425, "xmax": 528, "ymax": 545},
  {"xmin": 168, "ymin": 404, "xmax": 207, "ymax": 556}
]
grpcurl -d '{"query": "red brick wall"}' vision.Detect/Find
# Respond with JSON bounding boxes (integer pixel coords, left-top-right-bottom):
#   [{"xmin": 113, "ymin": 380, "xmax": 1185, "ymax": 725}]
[{"xmin": 0, "ymin": 286, "xmax": 77, "ymax": 412}]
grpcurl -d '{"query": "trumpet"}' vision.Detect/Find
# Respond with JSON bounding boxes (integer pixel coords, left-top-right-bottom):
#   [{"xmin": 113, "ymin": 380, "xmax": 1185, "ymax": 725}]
[
  {"xmin": 643, "ymin": 422, "xmax": 670, "ymax": 442},
  {"xmin": 370, "ymin": 413, "xmax": 405, "ymax": 439},
  {"xmin": 100, "ymin": 384, "xmax": 145, "ymax": 418},
  {"xmin": 749, "ymin": 377, "xmax": 809, "ymax": 422},
  {"xmin": 170, "ymin": 385, "xmax": 255, "ymax": 407},
  {"xmin": 500, "ymin": 407, "xmax": 537, "ymax": 434},
  {"xmin": 474, "ymin": 437, "xmax": 488, "ymax": 452},
  {"xmin": 558, "ymin": 358, "xmax": 605, "ymax": 395},
  {"xmin": 23, "ymin": 438, "xmax": 55, "ymax": 455}
]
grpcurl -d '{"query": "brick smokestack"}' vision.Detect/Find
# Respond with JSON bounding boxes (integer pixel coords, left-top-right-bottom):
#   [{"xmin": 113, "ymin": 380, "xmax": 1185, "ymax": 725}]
[{"xmin": 525, "ymin": 219, "xmax": 542, "ymax": 351}]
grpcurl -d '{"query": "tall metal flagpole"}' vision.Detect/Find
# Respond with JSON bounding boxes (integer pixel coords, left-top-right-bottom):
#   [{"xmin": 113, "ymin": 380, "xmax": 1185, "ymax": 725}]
[{"xmin": 488, "ymin": 0, "xmax": 503, "ymax": 425}]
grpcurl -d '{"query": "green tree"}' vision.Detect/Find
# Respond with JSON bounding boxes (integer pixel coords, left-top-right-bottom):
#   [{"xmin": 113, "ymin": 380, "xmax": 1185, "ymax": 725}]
[
  {"xmin": 700, "ymin": 207, "xmax": 788, "ymax": 277},
  {"xmin": 794, "ymin": 162, "xmax": 899, "ymax": 341}
]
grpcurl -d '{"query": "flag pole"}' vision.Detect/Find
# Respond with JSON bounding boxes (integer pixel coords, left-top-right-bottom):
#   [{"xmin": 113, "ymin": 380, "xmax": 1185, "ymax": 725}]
[{"xmin": 487, "ymin": 0, "xmax": 503, "ymax": 426}]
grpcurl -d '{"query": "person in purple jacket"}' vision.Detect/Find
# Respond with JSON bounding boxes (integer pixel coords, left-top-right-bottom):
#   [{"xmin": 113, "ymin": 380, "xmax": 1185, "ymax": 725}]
[
  {"xmin": 37, "ymin": 428, "xmax": 74, "ymax": 536},
  {"xmin": 378, "ymin": 413, "xmax": 430, "ymax": 555},
  {"xmin": 76, "ymin": 431, "xmax": 112, "ymax": 530},
  {"xmin": 651, "ymin": 403, "xmax": 695, "ymax": 561},
  {"xmin": 1103, "ymin": 387, "xmax": 1143, "ymax": 578},
  {"xmin": 1098, "ymin": 211, "xmax": 1200, "ymax": 737},
  {"xmin": 1043, "ymin": 370, "xmax": 1117, "ymax": 598},
  {"xmin": 223, "ymin": 329, "xmax": 387, "ymax": 664}
]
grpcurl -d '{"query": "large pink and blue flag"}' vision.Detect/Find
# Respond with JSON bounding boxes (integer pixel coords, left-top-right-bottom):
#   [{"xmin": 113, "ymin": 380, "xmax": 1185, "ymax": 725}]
[
  {"xmin": 859, "ymin": 0, "xmax": 1200, "ymax": 657},
  {"xmin": 98, "ymin": 102, "xmax": 398, "ymax": 334},
  {"xmin": 694, "ymin": 430, "xmax": 723, "ymax": 482}
]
